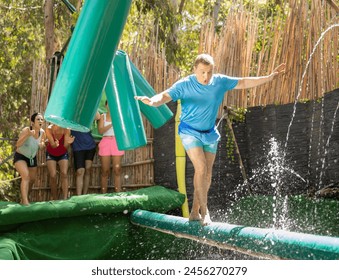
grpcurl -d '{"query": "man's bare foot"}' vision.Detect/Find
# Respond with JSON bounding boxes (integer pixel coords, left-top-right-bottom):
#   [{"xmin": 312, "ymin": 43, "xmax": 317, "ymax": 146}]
[
  {"xmin": 200, "ymin": 212, "xmax": 212, "ymax": 226},
  {"xmin": 20, "ymin": 200, "xmax": 30, "ymax": 206},
  {"xmin": 189, "ymin": 212, "xmax": 201, "ymax": 221}
]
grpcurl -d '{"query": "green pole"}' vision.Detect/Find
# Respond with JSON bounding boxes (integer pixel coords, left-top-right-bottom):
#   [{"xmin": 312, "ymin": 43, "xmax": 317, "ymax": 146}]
[
  {"xmin": 131, "ymin": 210, "xmax": 339, "ymax": 260},
  {"xmin": 130, "ymin": 60, "xmax": 173, "ymax": 129},
  {"xmin": 105, "ymin": 51, "xmax": 147, "ymax": 150},
  {"xmin": 45, "ymin": 0, "xmax": 132, "ymax": 132}
]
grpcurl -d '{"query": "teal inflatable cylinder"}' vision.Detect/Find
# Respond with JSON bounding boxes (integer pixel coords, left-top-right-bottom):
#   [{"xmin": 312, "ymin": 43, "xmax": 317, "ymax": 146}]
[
  {"xmin": 44, "ymin": 0, "xmax": 132, "ymax": 132},
  {"xmin": 105, "ymin": 51, "xmax": 147, "ymax": 150},
  {"xmin": 131, "ymin": 210, "xmax": 339, "ymax": 260},
  {"xmin": 130, "ymin": 60, "xmax": 173, "ymax": 129}
]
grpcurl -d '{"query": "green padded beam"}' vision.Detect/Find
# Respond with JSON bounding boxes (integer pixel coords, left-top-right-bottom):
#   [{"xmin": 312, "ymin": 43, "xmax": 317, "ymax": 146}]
[
  {"xmin": 130, "ymin": 60, "xmax": 173, "ymax": 129},
  {"xmin": 105, "ymin": 50, "xmax": 147, "ymax": 150},
  {"xmin": 45, "ymin": 0, "xmax": 132, "ymax": 132},
  {"xmin": 131, "ymin": 209, "xmax": 339, "ymax": 260}
]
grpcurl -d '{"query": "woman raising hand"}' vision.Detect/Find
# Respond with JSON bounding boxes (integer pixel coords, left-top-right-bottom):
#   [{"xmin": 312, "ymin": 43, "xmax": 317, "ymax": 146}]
[{"xmin": 46, "ymin": 124, "xmax": 74, "ymax": 200}]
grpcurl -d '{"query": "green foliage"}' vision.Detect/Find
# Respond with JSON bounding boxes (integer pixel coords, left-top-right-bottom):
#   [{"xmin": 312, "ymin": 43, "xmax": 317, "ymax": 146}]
[
  {"xmin": 225, "ymin": 125, "xmax": 235, "ymax": 161},
  {"xmin": 122, "ymin": 0, "xmax": 206, "ymax": 73},
  {"xmin": 0, "ymin": 0, "xmax": 45, "ymax": 141},
  {"xmin": 175, "ymin": 0, "xmax": 205, "ymax": 74},
  {"xmin": 122, "ymin": 0, "xmax": 287, "ymax": 75},
  {"xmin": 253, "ymin": 1, "xmax": 286, "ymax": 55},
  {"xmin": 228, "ymin": 107, "xmax": 247, "ymax": 123},
  {"xmin": 133, "ymin": 0, "xmax": 181, "ymax": 63},
  {"xmin": 0, "ymin": 133, "xmax": 19, "ymax": 202},
  {"xmin": 0, "ymin": 0, "xmax": 74, "ymax": 139},
  {"xmin": 299, "ymin": 98, "xmax": 310, "ymax": 104},
  {"xmin": 225, "ymin": 108, "xmax": 247, "ymax": 161}
]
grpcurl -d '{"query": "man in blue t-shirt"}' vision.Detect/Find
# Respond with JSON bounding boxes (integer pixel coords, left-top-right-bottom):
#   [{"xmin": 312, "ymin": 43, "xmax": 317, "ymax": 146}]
[{"xmin": 135, "ymin": 53, "xmax": 285, "ymax": 226}]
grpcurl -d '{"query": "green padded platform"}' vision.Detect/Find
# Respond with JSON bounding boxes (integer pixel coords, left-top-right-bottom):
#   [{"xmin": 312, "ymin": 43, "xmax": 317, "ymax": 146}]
[{"xmin": 0, "ymin": 186, "xmax": 187, "ymax": 260}]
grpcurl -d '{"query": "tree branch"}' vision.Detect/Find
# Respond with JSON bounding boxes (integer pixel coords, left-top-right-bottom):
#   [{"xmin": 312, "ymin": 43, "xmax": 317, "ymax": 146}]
[
  {"xmin": 0, "ymin": 4, "xmax": 41, "ymax": 11},
  {"xmin": 325, "ymin": 0, "xmax": 339, "ymax": 13}
]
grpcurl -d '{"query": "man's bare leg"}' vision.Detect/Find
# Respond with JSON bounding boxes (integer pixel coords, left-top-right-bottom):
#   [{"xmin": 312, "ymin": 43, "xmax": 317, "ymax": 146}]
[
  {"xmin": 76, "ymin": 167, "xmax": 85, "ymax": 195},
  {"xmin": 200, "ymin": 151, "xmax": 216, "ymax": 225},
  {"xmin": 83, "ymin": 160, "xmax": 93, "ymax": 195},
  {"xmin": 186, "ymin": 147, "xmax": 212, "ymax": 225}
]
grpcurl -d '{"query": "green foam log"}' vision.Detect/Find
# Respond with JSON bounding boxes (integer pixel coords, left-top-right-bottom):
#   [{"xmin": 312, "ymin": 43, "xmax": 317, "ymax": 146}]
[
  {"xmin": 130, "ymin": 60, "xmax": 173, "ymax": 129},
  {"xmin": 131, "ymin": 210, "xmax": 339, "ymax": 260},
  {"xmin": 44, "ymin": 0, "xmax": 132, "ymax": 132},
  {"xmin": 105, "ymin": 50, "xmax": 147, "ymax": 150}
]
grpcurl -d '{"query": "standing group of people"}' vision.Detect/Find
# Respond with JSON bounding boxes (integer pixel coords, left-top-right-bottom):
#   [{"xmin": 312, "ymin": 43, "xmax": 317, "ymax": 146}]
[{"xmin": 14, "ymin": 101, "xmax": 124, "ymax": 205}]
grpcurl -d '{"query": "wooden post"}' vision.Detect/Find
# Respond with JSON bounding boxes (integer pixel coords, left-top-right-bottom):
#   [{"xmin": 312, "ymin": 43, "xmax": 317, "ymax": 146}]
[{"xmin": 224, "ymin": 106, "xmax": 253, "ymax": 194}]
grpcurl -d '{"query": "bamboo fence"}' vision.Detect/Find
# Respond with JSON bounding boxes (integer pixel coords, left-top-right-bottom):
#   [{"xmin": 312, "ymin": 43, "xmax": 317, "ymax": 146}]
[
  {"xmin": 29, "ymin": 0, "xmax": 338, "ymax": 201},
  {"xmin": 199, "ymin": 0, "xmax": 339, "ymax": 114}
]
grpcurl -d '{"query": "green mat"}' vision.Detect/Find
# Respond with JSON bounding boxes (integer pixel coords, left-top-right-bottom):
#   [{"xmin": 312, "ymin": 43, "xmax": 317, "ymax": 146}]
[
  {"xmin": 0, "ymin": 186, "xmax": 184, "ymax": 229},
  {"xmin": 0, "ymin": 186, "xmax": 191, "ymax": 260}
]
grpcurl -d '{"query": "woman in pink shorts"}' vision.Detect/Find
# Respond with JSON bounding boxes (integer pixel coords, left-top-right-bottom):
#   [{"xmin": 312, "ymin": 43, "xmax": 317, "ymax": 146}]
[{"xmin": 98, "ymin": 101, "xmax": 124, "ymax": 193}]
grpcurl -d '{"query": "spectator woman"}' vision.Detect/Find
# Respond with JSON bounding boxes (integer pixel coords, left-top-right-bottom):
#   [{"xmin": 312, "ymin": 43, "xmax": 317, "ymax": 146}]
[
  {"xmin": 98, "ymin": 101, "xmax": 124, "ymax": 193},
  {"xmin": 46, "ymin": 124, "xmax": 74, "ymax": 200},
  {"xmin": 14, "ymin": 112, "xmax": 46, "ymax": 205}
]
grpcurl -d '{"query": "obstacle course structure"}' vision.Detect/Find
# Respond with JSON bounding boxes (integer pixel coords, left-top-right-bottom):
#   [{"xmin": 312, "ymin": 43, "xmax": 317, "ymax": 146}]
[
  {"xmin": 0, "ymin": 187, "xmax": 338, "ymax": 260},
  {"xmin": 44, "ymin": 0, "xmax": 173, "ymax": 151},
  {"xmin": 15, "ymin": 0, "xmax": 337, "ymax": 261}
]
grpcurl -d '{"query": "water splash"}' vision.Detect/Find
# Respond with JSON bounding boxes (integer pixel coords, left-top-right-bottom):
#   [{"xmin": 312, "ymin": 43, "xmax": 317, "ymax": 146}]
[
  {"xmin": 246, "ymin": 138, "xmax": 306, "ymax": 193},
  {"xmin": 318, "ymin": 100, "xmax": 339, "ymax": 187},
  {"xmin": 284, "ymin": 24, "xmax": 339, "ymax": 156},
  {"xmin": 243, "ymin": 138, "xmax": 306, "ymax": 228}
]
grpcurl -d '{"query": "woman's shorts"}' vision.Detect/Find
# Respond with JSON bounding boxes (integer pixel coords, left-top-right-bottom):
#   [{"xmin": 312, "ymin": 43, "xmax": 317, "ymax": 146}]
[
  {"xmin": 46, "ymin": 152, "xmax": 69, "ymax": 162},
  {"xmin": 98, "ymin": 136, "xmax": 124, "ymax": 156},
  {"xmin": 13, "ymin": 152, "xmax": 37, "ymax": 167},
  {"xmin": 73, "ymin": 148, "xmax": 96, "ymax": 170},
  {"xmin": 179, "ymin": 132, "xmax": 218, "ymax": 154}
]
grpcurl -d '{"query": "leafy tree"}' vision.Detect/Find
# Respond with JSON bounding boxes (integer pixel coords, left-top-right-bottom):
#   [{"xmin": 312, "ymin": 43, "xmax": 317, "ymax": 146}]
[{"xmin": 0, "ymin": 0, "xmax": 74, "ymax": 186}]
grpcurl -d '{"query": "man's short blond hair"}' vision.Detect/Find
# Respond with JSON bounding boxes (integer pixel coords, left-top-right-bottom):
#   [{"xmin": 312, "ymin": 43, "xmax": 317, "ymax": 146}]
[{"xmin": 194, "ymin": 53, "xmax": 214, "ymax": 67}]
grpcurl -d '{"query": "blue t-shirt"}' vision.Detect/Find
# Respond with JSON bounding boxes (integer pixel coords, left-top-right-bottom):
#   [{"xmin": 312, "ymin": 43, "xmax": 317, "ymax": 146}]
[
  {"xmin": 168, "ymin": 74, "xmax": 238, "ymax": 130},
  {"xmin": 71, "ymin": 131, "xmax": 96, "ymax": 152}
]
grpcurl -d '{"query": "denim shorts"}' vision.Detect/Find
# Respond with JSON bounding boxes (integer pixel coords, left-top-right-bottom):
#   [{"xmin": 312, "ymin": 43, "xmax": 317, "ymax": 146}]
[
  {"xmin": 179, "ymin": 132, "xmax": 219, "ymax": 154},
  {"xmin": 46, "ymin": 152, "xmax": 69, "ymax": 162}
]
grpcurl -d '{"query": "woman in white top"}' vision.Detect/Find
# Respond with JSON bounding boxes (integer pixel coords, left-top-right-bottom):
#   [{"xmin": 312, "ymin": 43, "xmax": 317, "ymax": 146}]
[
  {"xmin": 98, "ymin": 101, "xmax": 124, "ymax": 193},
  {"xmin": 14, "ymin": 112, "xmax": 46, "ymax": 205}
]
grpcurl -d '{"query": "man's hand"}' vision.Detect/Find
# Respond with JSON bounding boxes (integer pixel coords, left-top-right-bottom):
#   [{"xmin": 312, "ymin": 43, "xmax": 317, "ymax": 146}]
[
  {"xmin": 270, "ymin": 63, "xmax": 286, "ymax": 79},
  {"xmin": 135, "ymin": 92, "xmax": 172, "ymax": 107},
  {"xmin": 135, "ymin": 96, "xmax": 153, "ymax": 106}
]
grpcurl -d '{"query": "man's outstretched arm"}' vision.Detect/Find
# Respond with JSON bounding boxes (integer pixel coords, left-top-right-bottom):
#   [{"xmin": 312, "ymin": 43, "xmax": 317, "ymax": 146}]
[
  {"xmin": 135, "ymin": 91, "xmax": 172, "ymax": 107},
  {"xmin": 235, "ymin": 63, "xmax": 286, "ymax": 89}
]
